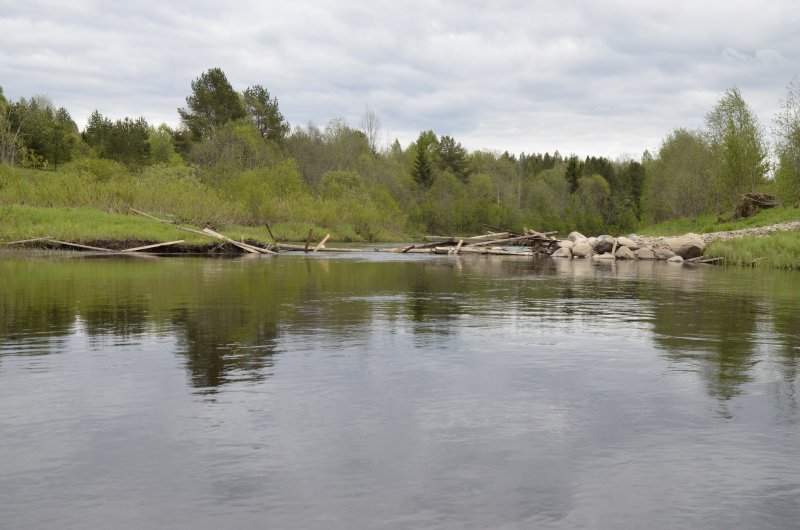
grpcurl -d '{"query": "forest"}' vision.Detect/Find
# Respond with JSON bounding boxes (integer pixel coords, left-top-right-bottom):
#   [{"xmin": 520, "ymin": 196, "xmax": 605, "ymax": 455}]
[{"xmin": 1, "ymin": 68, "xmax": 799, "ymax": 241}]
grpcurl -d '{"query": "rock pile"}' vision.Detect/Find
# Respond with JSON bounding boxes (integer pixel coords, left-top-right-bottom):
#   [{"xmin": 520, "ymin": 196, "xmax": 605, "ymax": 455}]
[{"xmin": 553, "ymin": 231, "xmax": 706, "ymax": 262}]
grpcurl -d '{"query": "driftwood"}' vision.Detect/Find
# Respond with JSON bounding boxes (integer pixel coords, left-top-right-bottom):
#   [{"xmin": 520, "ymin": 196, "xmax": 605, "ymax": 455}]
[
  {"xmin": 48, "ymin": 240, "xmax": 115, "ymax": 252},
  {"xmin": 202, "ymin": 228, "xmax": 276, "ymax": 254},
  {"xmin": 453, "ymin": 239, "xmax": 464, "ymax": 255},
  {"xmin": 2, "ymin": 237, "xmax": 54, "ymax": 246},
  {"xmin": 313, "ymin": 234, "xmax": 331, "ymax": 252},
  {"xmin": 121, "ymin": 240, "xmax": 184, "ymax": 252},
  {"xmin": 424, "ymin": 232, "xmax": 510, "ymax": 244}
]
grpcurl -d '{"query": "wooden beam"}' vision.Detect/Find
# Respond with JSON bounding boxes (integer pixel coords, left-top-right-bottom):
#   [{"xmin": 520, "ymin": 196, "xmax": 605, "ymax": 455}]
[
  {"xmin": 121, "ymin": 240, "xmax": 184, "ymax": 252},
  {"xmin": 313, "ymin": 234, "xmax": 331, "ymax": 252},
  {"xmin": 454, "ymin": 239, "xmax": 464, "ymax": 255},
  {"xmin": 47, "ymin": 239, "xmax": 115, "ymax": 252},
  {"xmin": 2, "ymin": 237, "xmax": 53, "ymax": 246}
]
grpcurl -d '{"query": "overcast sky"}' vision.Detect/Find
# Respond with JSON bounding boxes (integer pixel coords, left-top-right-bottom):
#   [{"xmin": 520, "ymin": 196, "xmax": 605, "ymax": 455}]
[{"xmin": 1, "ymin": 0, "xmax": 798, "ymax": 158}]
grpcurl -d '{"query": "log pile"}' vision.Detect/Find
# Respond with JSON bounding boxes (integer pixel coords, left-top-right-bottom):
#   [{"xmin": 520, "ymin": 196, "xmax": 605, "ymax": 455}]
[
  {"xmin": 389, "ymin": 226, "xmax": 559, "ymax": 256},
  {"xmin": 731, "ymin": 192, "xmax": 781, "ymax": 220}
]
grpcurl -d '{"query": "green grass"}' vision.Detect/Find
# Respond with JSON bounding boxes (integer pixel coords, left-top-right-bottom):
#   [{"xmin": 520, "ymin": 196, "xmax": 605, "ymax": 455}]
[
  {"xmin": 637, "ymin": 206, "xmax": 800, "ymax": 236},
  {"xmin": 706, "ymin": 229, "xmax": 800, "ymax": 269}
]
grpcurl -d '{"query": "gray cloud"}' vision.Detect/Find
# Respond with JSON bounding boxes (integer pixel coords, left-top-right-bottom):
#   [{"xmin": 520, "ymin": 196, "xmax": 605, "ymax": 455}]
[{"xmin": 1, "ymin": 0, "xmax": 798, "ymax": 158}]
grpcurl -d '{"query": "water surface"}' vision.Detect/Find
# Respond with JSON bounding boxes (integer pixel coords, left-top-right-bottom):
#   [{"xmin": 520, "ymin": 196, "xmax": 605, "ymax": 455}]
[{"xmin": 1, "ymin": 253, "xmax": 798, "ymax": 529}]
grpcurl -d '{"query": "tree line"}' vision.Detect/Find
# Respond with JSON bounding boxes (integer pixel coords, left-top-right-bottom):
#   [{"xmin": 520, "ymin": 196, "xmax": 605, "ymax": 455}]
[{"xmin": 2, "ymin": 68, "xmax": 800, "ymax": 237}]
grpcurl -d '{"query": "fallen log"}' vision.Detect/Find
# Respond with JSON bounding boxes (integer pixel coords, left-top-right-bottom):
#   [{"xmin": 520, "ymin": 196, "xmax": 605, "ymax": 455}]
[
  {"xmin": 202, "ymin": 228, "xmax": 276, "ymax": 254},
  {"xmin": 47, "ymin": 239, "xmax": 115, "ymax": 252},
  {"xmin": 424, "ymin": 232, "xmax": 510, "ymax": 244},
  {"xmin": 313, "ymin": 234, "xmax": 331, "ymax": 252},
  {"xmin": 2, "ymin": 237, "xmax": 54, "ymax": 246},
  {"xmin": 466, "ymin": 234, "xmax": 554, "ymax": 247},
  {"xmin": 121, "ymin": 240, "xmax": 185, "ymax": 252}
]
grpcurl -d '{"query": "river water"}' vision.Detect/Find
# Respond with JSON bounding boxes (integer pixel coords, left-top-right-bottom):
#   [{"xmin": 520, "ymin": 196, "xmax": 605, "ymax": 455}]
[{"xmin": 0, "ymin": 252, "xmax": 798, "ymax": 529}]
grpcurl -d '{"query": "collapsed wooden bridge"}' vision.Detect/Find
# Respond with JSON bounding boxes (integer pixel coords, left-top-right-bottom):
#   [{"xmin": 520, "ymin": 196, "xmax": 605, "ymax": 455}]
[{"xmin": 385, "ymin": 226, "xmax": 560, "ymax": 256}]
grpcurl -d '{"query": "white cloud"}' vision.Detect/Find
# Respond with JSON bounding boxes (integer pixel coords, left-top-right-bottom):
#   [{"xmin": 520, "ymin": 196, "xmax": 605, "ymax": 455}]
[{"xmin": 1, "ymin": 0, "xmax": 798, "ymax": 158}]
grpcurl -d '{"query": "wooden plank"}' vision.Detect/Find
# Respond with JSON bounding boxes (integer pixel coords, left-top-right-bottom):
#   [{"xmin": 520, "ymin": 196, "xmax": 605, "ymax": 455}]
[
  {"xmin": 2, "ymin": 237, "xmax": 53, "ymax": 246},
  {"xmin": 466, "ymin": 234, "xmax": 551, "ymax": 247},
  {"xmin": 202, "ymin": 228, "xmax": 274, "ymax": 254},
  {"xmin": 47, "ymin": 239, "xmax": 115, "ymax": 252},
  {"xmin": 313, "ymin": 234, "xmax": 331, "ymax": 252},
  {"xmin": 121, "ymin": 240, "xmax": 185, "ymax": 252},
  {"xmin": 424, "ymin": 232, "xmax": 510, "ymax": 245},
  {"xmin": 454, "ymin": 239, "xmax": 464, "ymax": 255}
]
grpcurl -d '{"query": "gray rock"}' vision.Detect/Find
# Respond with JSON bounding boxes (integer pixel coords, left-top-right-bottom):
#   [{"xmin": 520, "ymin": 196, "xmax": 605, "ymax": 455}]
[
  {"xmin": 654, "ymin": 248, "xmax": 676, "ymax": 260},
  {"xmin": 616, "ymin": 236, "xmax": 638, "ymax": 250},
  {"xmin": 571, "ymin": 242, "xmax": 593, "ymax": 258},
  {"xmin": 567, "ymin": 231, "xmax": 587, "ymax": 242},
  {"xmin": 665, "ymin": 233, "xmax": 705, "ymax": 259},
  {"xmin": 587, "ymin": 237, "xmax": 597, "ymax": 247},
  {"xmin": 668, "ymin": 255, "xmax": 685, "ymax": 264},
  {"xmin": 635, "ymin": 247, "xmax": 656, "ymax": 260},
  {"xmin": 593, "ymin": 235, "xmax": 615, "ymax": 254},
  {"xmin": 557, "ymin": 240, "xmax": 575, "ymax": 249},
  {"xmin": 552, "ymin": 247, "xmax": 573, "ymax": 258},
  {"xmin": 615, "ymin": 246, "xmax": 636, "ymax": 259}
]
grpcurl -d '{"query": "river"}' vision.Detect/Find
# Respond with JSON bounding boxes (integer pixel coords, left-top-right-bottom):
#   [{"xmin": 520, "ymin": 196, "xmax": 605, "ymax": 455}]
[{"xmin": 0, "ymin": 252, "xmax": 798, "ymax": 529}]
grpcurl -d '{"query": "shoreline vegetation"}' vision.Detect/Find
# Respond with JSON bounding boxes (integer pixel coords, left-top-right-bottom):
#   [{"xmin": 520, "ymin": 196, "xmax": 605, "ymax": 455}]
[{"xmin": 2, "ymin": 69, "xmax": 800, "ymax": 268}]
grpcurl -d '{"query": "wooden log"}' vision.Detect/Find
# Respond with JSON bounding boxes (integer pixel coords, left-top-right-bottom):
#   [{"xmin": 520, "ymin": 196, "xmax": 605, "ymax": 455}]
[
  {"xmin": 202, "ymin": 228, "xmax": 276, "ymax": 254},
  {"xmin": 129, "ymin": 208, "xmax": 209, "ymax": 237},
  {"xmin": 313, "ymin": 234, "xmax": 331, "ymax": 252},
  {"xmin": 2, "ymin": 237, "xmax": 54, "ymax": 246},
  {"xmin": 424, "ymin": 232, "xmax": 510, "ymax": 245},
  {"xmin": 47, "ymin": 239, "xmax": 115, "ymax": 252},
  {"xmin": 121, "ymin": 240, "xmax": 185, "ymax": 252},
  {"xmin": 483, "ymin": 224, "xmax": 523, "ymax": 237},
  {"xmin": 466, "ymin": 234, "xmax": 551, "ymax": 247},
  {"xmin": 454, "ymin": 239, "xmax": 464, "ymax": 255},
  {"xmin": 265, "ymin": 223, "xmax": 280, "ymax": 251}
]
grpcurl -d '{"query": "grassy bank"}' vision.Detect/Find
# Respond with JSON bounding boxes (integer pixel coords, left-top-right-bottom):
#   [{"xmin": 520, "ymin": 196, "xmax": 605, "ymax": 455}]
[
  {"xmin": 0, "ymin": 163, "xmax": 412, "ymax": 243},
  {"xmin": 637, "ymin": 206, "xmax": 800, "ymax": 236},
  {"xmin": 705, "ymin": 230, "xmax": 800, "ymax": 269},
  {"xmin": 0, "ymin": 204, "xmax": 394, "ymax": 246}
]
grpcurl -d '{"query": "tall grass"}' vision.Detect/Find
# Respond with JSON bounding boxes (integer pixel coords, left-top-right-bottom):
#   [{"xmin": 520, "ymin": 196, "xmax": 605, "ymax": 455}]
[{"xmin": 706, "ymin": 230, "xmax": 800, "ymax": 269}]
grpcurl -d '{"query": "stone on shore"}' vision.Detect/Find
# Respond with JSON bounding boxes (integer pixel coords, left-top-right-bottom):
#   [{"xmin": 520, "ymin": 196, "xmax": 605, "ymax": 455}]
[
  {"xmin": 572, "ymin": 242, "xmax": 593, "ymax": 258},
  {"xmin": 665, "ymin": 233, "xmax": 705, "ymax": 259},
  {"xmin": 654, "ymin": 248, "xmax": 676, "ymax": 260},
  {"xmin": 668, "ymin": 255, "xmax": 685, "ymax": 264},
  {"xmin": 615, "ymin": 246, "xmax": 636, "ymax": 260},
  {"xmin": 635, "ymin": 247, "xmax": 656, "ymax": 260},
  {"xmin": 552, "ymin": 247, "xmax": 573, "ymax": 258},
  {"xmin": 593, "ymin": 235, "xmax": 615, "ymax": 254},
  {"xmin": 616, "ymin": 236, "xmax": 639, "ymax": 250},
  {"xmin": 557, "ymin": 240, "xmax": 575, "ymax": 249},
  {"xmin": 592, "ymin": 252, "xmax": 616, "ymax": 261},
  {"xmin": 567, "ymin": 231, "xmax": 587, "ymax": 242}
]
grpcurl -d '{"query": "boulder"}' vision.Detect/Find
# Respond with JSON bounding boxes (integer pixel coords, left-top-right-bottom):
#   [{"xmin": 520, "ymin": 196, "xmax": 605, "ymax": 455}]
[
  {"xmin": 616, "ymin": 236, "xmax": 639, "ymax": 250},
  {"xmin": 654, "ymin": 248, "xmax": 676, "ymax": 260},
  {"xmin": 635, "ymin": 247, "xmax": 656, "ymax": 260},
  {"xmin": 557, "ymin": 240, "xmax": 575, "ymax": 249},
  {"xmin": 665, "ymin": 233, "xmax": 705, "ymax": 259},
  {"xmin": 571, "ymin": 242, "xmax": 593, "ymax": 258},
  {"xmin": 567, "ymin": 231, "xmax": 587, "ymax": 242},
  {"xmin": 593, "ymin": 235, "xmax": 615, "ymax": 254},
  {"xmin": 587, "ymin": 237, "xmax": 597, "ymax": 247},
  {"xmin": 615, "ymin": 246, "xmax": 636, "ymax": 260},
  {"xmin": 552, "ymin": 247, "xmax": 573, "ymax": 258},
  {"xmin": 668, "ymin": 255, "xmax": 685, "ymax": 264},
  {"xmin": 592, "ymin": 252, "xmax": 616, "ymax": 261}
]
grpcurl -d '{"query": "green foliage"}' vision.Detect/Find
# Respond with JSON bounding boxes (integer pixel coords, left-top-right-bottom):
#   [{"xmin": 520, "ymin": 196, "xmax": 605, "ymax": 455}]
[
  {"xmin": 411, "ymin": 146, "xmax": 433, "ymax": 188},
  {"xmin": 148, "ymin": 124, "xmax": 181, "ymax": 165},
  {"xmin": 773, "ymin": 78, "xmax": 800, "ymax": 205},
  {"xmin": 9, "ymin": 96, "xmax": 78, "ymax": 169},
  {"xmin": 706, "ymin": 87, "xmax": 769, "ymax": 208},
  {"xmin": 642, "ymin": 128, "xmax": 715, "ymax": 222},
  {"xmin": 192, "ymin": 121, "xmax": 281, "ymax": 182},
  {"xmin": 436, "ymin": 135, "xmax": 468, "ymax": 181},
  {"xmin": 178, "ymin": 67, "xmax": 245, "ymax": 140},
  {"xmin": 83, "ymin": 111, "xmax": 151, "ymax": 166},
  {"xmin": 243, "ymin": 85, "xmax": 290, "ymax": 142}
]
